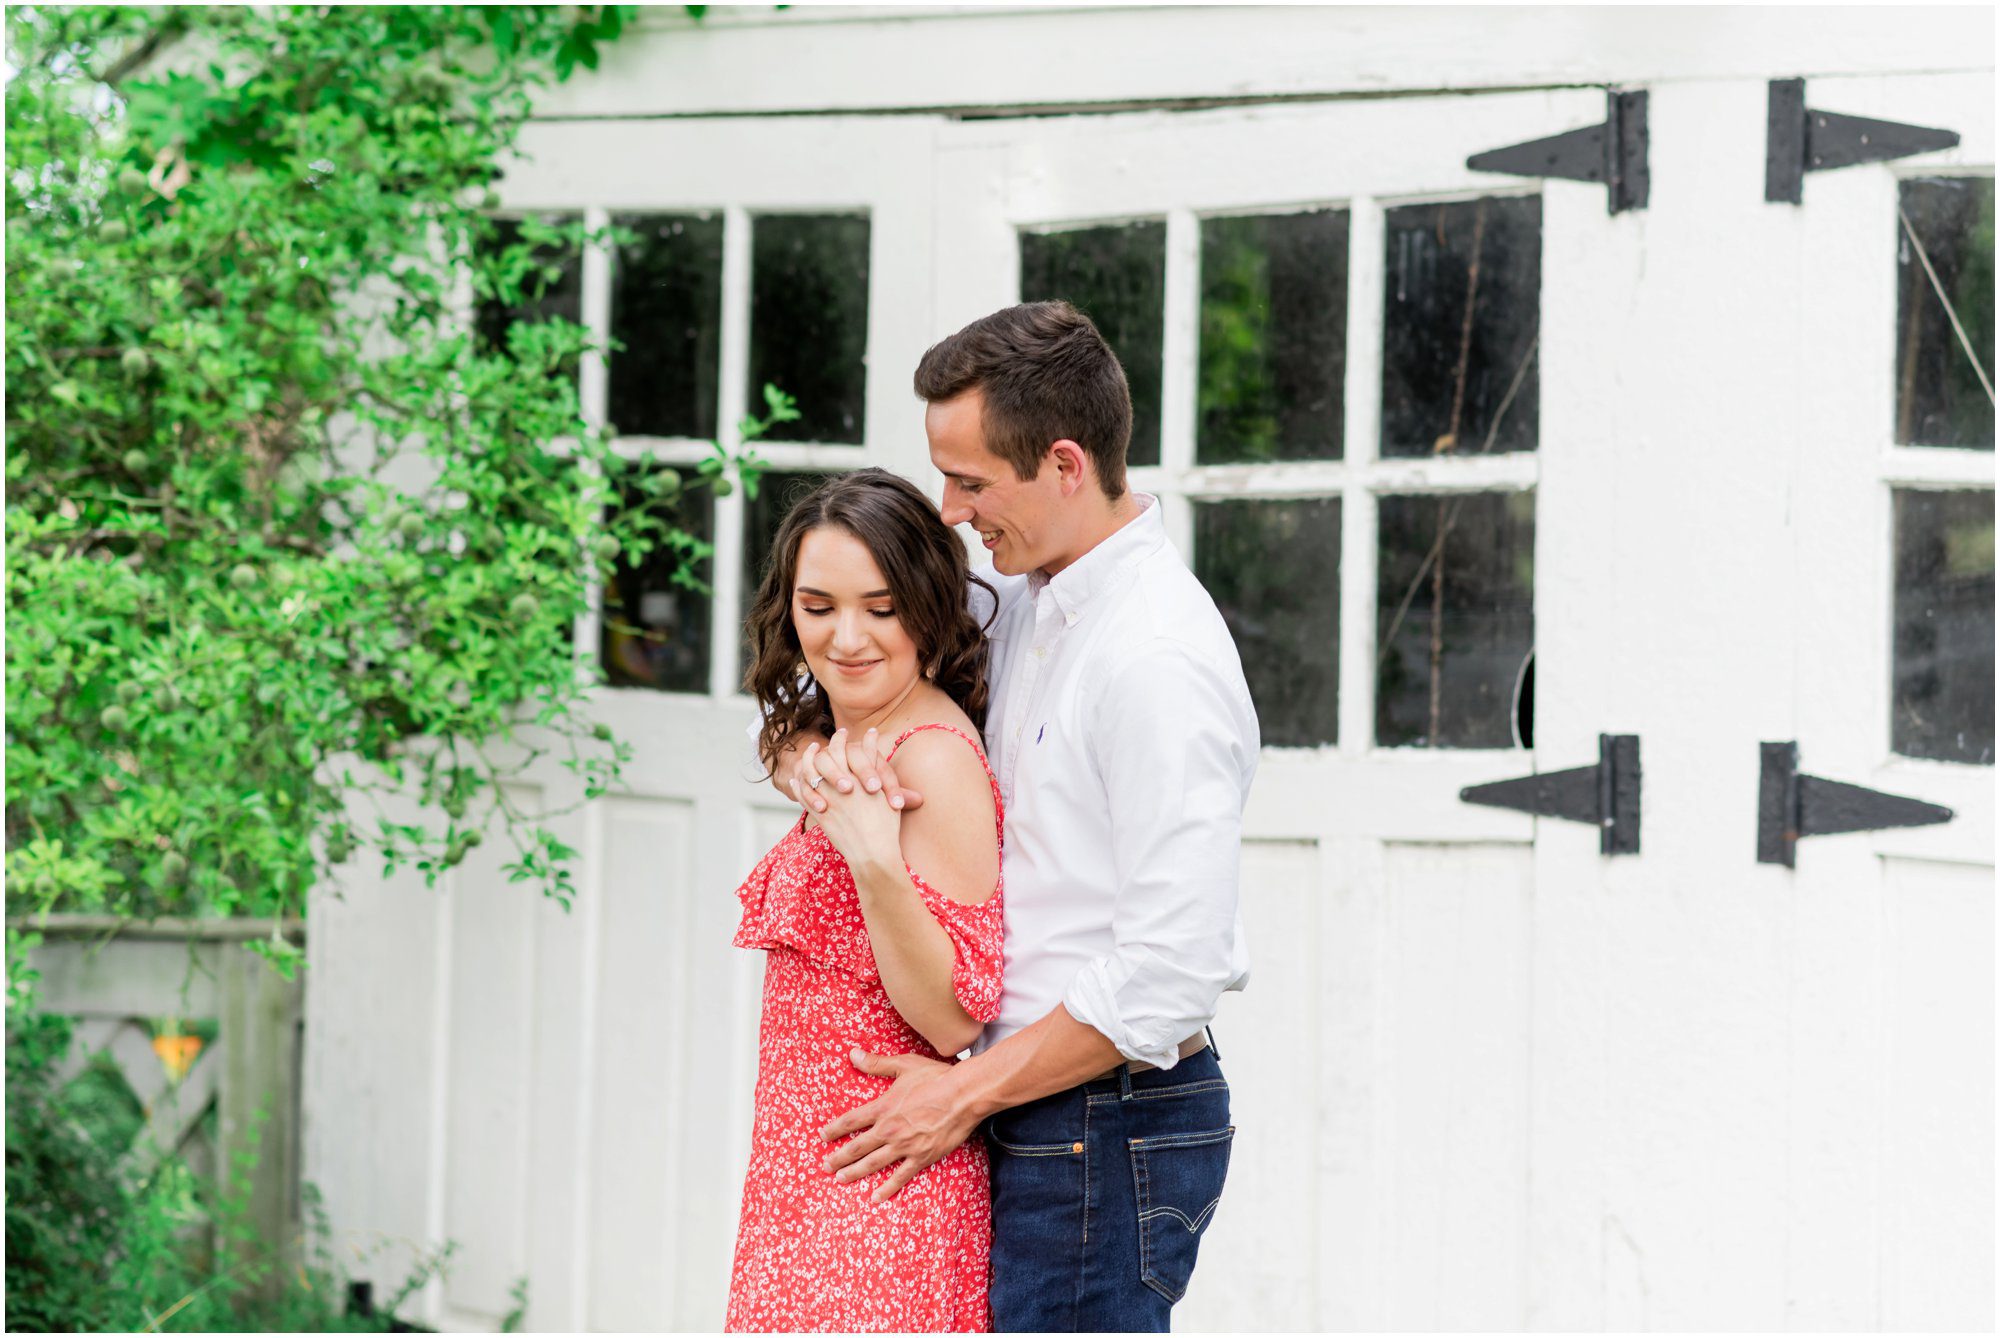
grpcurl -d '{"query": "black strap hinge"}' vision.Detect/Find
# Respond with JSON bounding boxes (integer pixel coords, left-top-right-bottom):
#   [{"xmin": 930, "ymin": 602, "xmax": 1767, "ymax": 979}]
[
  {"xmin": 1756, "ymin": 741, "xmax": 1955, "ymax": 867},
  {"xmin": 1467, "ymin": 90, "xmax": 1650, "ymax": 214},
  {"xmin": 1460, "ymin": 733, "xmax": 1641, "ymax": 855},
  {"xmin": 1765, "ymin": 78, "xmax": 1961, "ymax": 205}
]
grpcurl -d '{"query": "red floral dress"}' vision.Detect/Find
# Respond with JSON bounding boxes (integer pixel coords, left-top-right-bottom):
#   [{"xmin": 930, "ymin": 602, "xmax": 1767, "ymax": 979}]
[{"xmin": 727, "ymin": 723, "xmax": 1004, "ymax": 1333}]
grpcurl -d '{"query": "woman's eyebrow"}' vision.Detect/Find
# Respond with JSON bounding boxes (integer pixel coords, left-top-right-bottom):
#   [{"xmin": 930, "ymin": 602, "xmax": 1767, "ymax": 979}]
[{"xmin": 797, "ymin": 586, "xmax": 891, "ymax": 598}]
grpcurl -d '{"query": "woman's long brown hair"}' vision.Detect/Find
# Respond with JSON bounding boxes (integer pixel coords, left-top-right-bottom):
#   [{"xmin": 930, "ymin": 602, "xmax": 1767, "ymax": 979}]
[{"xmin": 744, "ymin": 468, "xmax": 995, "ymax": 774}]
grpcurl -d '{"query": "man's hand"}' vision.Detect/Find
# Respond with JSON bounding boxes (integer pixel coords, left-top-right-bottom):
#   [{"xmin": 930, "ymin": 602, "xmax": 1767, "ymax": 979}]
[
  {"xmin": 789, "ymin": 727, "xmax": 926, "ymax": 816},
  {"xmin": 820, "ymin": 1049, "xmax": 977, "ymax": 1203}
]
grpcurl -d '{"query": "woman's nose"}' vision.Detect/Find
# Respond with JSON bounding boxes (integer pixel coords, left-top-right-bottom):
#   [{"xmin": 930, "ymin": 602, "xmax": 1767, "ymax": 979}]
[{"xmin": 830, "ymin": 611, "xmax": 871, "ymax": 653}]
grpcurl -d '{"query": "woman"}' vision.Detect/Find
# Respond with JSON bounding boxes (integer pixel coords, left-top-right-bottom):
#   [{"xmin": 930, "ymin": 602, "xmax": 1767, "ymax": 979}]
[{"xmin": 728, "ymin": 468, "xmax": 1003, "ymax": 1333}]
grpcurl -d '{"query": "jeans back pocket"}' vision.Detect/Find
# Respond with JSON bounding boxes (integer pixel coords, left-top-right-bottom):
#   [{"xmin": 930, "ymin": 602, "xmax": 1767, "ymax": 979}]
[{"xmin": 1128, "ymin": 1125, "xmax": 1235, "ymax": 1304}]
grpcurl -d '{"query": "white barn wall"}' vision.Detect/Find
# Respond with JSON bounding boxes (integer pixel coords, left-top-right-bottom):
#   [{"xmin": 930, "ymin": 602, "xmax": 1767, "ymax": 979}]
[{"xmin": 303, "ymin": 7, "xmax": 1995, "ymax": 1331}]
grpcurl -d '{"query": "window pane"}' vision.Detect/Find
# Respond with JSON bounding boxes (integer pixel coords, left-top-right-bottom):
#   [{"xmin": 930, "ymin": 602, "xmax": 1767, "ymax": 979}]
[
  {"xmin": 476, "ymin": 215, "xmax": 583, "ymax": 377},
  {"xmin": 749, "ymin": 215, "xmax": 870, "ymax": 444},
  {"xmin": 1375, "ymin": 491, "xmax": 1534, "ymax": 748},
  {"xmin": 1893, "ymin": 488, "xmax": 1994, "ymax": 763},
  {"xmin": 740, "ymin": 470, "xmax": 839, "ymax": 682},
  {"xmin": 1198, "ymin": 210, "xmax": 1348, "ymax": 464},
  {"xmin": 1020, "ymin": 222, "xmax": 1165, "ymax": 467},
  {"xmin": 1381, "ymin": 196, "xmax": 1540, "ymax": 459},
  {"xmin": 1194, "ymin": 497, "xmax": 1340, "ymax": 747},
  {"xmin": 609, "ymin": 213, "xmax": 724, "ymax": 440},
  {"xmin": 1897, "ymin": 178, "xmax": 1995, "ymax": 450},
  {"xmin": 600, "ymin": 466, "xmax": 714, "ymax": 694}
]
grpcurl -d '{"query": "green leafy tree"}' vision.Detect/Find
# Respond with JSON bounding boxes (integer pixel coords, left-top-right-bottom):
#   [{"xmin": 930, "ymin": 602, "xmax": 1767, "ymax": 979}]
[{"xmin": 4, "ymin": 5, "xmax": 756, "ymax": 965}]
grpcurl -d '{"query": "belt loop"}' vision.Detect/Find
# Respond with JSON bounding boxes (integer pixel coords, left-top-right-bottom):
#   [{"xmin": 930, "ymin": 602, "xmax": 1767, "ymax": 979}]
[
  {"xmin": 1117, "ymin": 1063, "xmax": 1134, "ymax": 1102},
  {"xmin": 1205, "ymin": 1025, "xmax": 1222, "ymax": 1061}
]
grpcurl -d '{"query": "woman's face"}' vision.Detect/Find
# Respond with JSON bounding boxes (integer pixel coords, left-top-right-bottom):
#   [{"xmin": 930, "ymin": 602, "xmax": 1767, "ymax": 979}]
[{"xmin": 791, "ymin": 525, "xmax": 923, "ymax": 716}]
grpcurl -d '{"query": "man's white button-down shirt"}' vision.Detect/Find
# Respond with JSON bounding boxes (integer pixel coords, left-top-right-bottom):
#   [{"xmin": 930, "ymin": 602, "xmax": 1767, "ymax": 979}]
[{"xmin": 974, "ymin": 493, "xmax": 1257, "ymax": 1069}]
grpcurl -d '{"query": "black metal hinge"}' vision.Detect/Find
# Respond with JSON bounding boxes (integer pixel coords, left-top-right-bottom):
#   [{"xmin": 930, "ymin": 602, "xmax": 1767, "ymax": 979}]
[
  {"xmin": 1756, "ymin": 741, "xmax": 1955, "ymax": 867},
  {"xmin": 1765, "ymin": 78, "xmax": 1961, "ymax": 204},
  {"xmin": 1467, "ymin": 90, "xmax": 1650, "ymax": 214},
  {"xmin": 1461, "ymin": 733, "xmax": 1641, "ymax": 855}
]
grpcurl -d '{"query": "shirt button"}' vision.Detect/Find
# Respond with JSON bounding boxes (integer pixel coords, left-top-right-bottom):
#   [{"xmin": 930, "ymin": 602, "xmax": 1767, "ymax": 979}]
[{"xmin": 1033, "ymin": 647, "xmax": 1048, "ymax": 659}]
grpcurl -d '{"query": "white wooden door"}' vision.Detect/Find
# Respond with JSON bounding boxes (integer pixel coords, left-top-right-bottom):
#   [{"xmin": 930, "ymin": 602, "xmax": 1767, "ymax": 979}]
[
  {"xmin": 932, "ymin": 75, "xmax": 1995, "ymax": 1331},
  {"xmin": 1527, "ymin": 72, "xmax": 1994, "ymax": 1330},
  {"xmin": 307, "ymin": 115, "xmax": 947, "ymax": 1332},
  {"xmin": 934, "ymin": 88, "xmax": 1606, "ymax": 1330}
]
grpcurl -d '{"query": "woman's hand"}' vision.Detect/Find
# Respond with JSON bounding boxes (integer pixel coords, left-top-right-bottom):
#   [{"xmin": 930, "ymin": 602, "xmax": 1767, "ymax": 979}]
[{"xmin": 796, "ymin": 730, "xmax": 904, "ymax": 873}]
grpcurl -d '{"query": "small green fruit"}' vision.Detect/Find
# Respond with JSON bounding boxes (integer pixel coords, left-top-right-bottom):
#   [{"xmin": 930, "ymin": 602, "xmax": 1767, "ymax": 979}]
[
  {"xmin": 117, "ymin": 680, "xmax": 143, "ymax": 704},
  {"xmin": 443, "ymin": 794, "xmax": 466, "ymax": 819},
  {"xmin": 652, "ymin": 469, "xmax": 683, "ymax": 500},
  {"xmin": 397, "ymin": 511, "xmax": 425, "ymax": 539},
  {"xmin": 461, "ymin": 828, "xmax": 482, "ymax": 848},
  {"xmin": 157, "ymin": 683, "xmax": 182, "ymax": 711},
  {"xmin": 591, "ymin": 722, "xmax": 614, "ymax": 742},
  {"xmin": 99, "ymin": 704, "xmax": 130, "ymax": 732},
  {"xmin": 592, "ymin": 534, "xmax": 621, "ymax": 561},
  {"xmin": 121, "ymin": 448, "xmax": 149, "ymax": 474},
  {"xmin": 100, "ymin": 219, "xmax": 130, "ymax": 244},
  {"xmin": 229, "ymin": 563, "xmax": 257, "ymax": 591},
  {"xmin": 711, "ymin": 476, "xmax": 735, "ymax": 498},
  {"xmin": 161, "ymin": 851, "xmax": 188, "ymax": 883},
  {"xmin": 121, "ymin": 347, "xmax": 152, "ymax": 377},
  {"xmin": 508, "ymin": 592, "xmax": 540, "ymax": 622},
  {"xmin": 117, "ymin": 167, "xmax": 149, "ymax": 198}
]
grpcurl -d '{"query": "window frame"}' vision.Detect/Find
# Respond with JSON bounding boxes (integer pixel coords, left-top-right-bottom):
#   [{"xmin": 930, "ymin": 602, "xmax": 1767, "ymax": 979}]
[
  {"xmin": 1068, "ymin": 186, "xmax": 1544, "ymax": 756},
  {"xmin": 1880, "ymin": 165, "xmax": 1995, "ymax": 769}
]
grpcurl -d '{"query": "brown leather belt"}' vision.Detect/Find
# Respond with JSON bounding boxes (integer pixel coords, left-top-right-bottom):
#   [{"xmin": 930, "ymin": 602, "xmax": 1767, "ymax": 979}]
[{"xmin": 1088, "ymin": 1033, "xmax": 1210, "ymax": 1084}]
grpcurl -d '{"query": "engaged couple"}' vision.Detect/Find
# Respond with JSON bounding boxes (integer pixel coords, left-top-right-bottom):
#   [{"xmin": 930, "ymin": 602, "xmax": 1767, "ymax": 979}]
[{"xmin": 725, "ymin": 302, "xmax": 1259, "ymax": 1333}]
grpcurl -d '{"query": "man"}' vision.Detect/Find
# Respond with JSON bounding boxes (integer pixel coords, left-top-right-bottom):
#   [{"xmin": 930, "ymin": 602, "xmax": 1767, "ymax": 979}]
[{"xmin": 782, "ymin": 301, "xmax": 1257, "ymax": 1331}]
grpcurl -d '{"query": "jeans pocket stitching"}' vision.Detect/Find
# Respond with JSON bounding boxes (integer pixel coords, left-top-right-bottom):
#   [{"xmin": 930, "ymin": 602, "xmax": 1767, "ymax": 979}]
[
  {"xmin": 990, "ymin": 1137, "xmax": 1079, "ymax": 1157},
  {"xmin": 1129, "ymin": 1125, "xmax": 1234, "ymax": 1305}
]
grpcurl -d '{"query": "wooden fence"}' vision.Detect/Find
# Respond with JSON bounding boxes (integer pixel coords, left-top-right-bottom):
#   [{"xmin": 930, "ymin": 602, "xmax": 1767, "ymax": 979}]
[{"xmin": 16, "ymin": 915, "xmax": 307, "ymax": 1284}]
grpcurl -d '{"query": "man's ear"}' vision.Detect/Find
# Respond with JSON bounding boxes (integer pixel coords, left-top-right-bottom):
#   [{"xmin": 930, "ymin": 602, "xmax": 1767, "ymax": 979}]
[{"xmin": 1049, "ymin": 439, "xmax": 1091, "ymax": 497}]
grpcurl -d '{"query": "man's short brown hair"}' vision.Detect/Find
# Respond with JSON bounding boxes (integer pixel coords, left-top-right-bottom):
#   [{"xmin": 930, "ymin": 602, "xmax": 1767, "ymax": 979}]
[{"xmin": 913, "ymin": 301, "xmax": 1133, "ymax": 499}]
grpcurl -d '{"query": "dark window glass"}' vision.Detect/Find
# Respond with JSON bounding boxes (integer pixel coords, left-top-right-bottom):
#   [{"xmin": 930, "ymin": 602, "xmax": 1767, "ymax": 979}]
[
  {"xmin": 748, "ymin": 215, "xmax": 870, "ymax": 444},
  {"xmin": 609, "ymin": 213, "xmax": 724, "ymax": 440},
  {"xmin": 1381, "ymin": 196, "xmax": 1540, "ymax": 459},
  {"xmin": 476, "ymin": 215, "xmax": 583, "ymax": 380},
  {"xmin": 1897, "ymin": 177, "xmax": 1995, "ymax": 450},
  {"xmin": 740, "ymin": 470, "xmax": 838, "ymax": 681},
  {"xmin": 1375, "ymin": 491, "xmax": 1534, "ymax": 748},
  {"xmin": 1198, "ymin": 210, "xmax": 1348, "ymax": 464},
  {"xmin": 1020, "ymin": 222, "xmax": 1166, "ymax": 467},
  {"xmin": 1892, "ymin": 488, "xmax": 1994, "ymax": 763},
  {"xmin": 1194, "ymin": 497, "xmax": 1341, "ymax": 747},
  {"xmin": 599, "ymin": 466, "xmax": 714, "ymax": 694}
]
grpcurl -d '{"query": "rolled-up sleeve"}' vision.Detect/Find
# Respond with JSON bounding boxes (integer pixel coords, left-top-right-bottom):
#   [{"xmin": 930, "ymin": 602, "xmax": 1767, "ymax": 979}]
[{"xmin": 1061, "ymin": 639, "xmax": 1254, "ymax": 1068}]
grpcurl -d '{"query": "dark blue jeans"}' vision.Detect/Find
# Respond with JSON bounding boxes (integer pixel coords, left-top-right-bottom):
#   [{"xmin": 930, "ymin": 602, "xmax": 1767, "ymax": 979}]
[{"xmin": 985, "ymin": 1047, "xmax": 1233, "ymax": 1332}]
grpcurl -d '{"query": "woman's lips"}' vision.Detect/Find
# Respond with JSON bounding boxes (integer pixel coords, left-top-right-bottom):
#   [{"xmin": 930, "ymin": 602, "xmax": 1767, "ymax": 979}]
[{"xmin": 828, "ymin": 658, "xmax": 881, "ymax": 677}]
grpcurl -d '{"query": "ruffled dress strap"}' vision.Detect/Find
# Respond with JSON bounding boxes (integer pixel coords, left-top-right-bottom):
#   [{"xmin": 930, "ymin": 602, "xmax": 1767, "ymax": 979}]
[
  {"xmin": 885, "ymin": 723, "xmax": 1007, "ymax": 1025},
  {"xmin": 732, "ymin": 815, "xmax": 883, "ymax": 983}
]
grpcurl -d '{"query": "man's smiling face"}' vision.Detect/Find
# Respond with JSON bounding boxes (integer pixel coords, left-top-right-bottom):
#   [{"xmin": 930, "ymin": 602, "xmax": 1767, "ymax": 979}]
[{"xmin": 925, "ymin": 386, "xmax": 1062, "ymax": 578}]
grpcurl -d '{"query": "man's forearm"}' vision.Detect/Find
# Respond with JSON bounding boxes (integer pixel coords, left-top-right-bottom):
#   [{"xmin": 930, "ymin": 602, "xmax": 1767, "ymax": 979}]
[{"xmin": 946, "ymin": 1004, "xmax": 1122, "ymax": 1123}]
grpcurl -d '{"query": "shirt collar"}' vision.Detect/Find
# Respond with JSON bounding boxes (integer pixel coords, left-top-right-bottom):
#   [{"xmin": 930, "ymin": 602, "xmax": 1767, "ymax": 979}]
[{"xmin": 1026, "ymin": 492, "xmax": 1163, "ymax": 624}]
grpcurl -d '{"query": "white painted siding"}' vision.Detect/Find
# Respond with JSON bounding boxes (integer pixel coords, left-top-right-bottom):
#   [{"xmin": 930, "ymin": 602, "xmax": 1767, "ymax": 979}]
[{"xmin": 304, "ymin": 9, "xmax": 1994, "ymax": 1332}]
